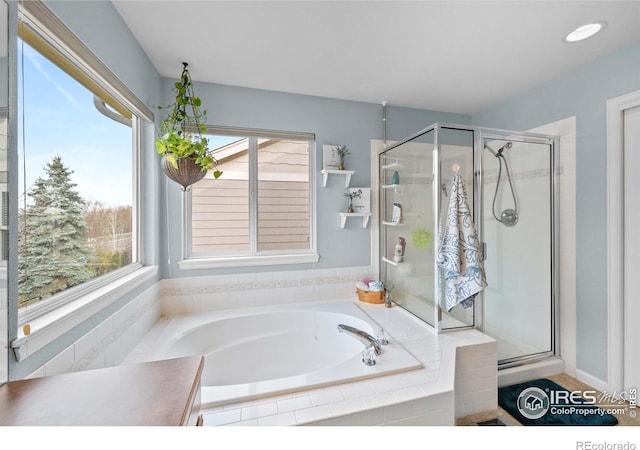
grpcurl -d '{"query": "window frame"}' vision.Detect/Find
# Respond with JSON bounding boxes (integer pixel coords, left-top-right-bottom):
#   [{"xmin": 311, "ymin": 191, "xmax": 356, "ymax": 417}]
[
  {"xmin": 15, "ymin": 2, "xmax": 153, "ymax": 327},
  {"xmin": 179, "ymin": 125, "xmax": 318, "ymax": 270}
]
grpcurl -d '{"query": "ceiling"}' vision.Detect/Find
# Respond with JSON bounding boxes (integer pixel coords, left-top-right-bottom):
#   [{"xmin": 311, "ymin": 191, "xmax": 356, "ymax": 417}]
[{"xmin": 112, "ymin": 1, "xmax": 640, "ymax": 115}]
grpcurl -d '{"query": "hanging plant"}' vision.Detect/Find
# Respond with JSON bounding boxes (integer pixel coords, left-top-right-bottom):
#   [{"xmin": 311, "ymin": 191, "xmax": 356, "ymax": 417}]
[{"xmin": 155, "ymin": 62, "xmax": 222, "ymax": 188}]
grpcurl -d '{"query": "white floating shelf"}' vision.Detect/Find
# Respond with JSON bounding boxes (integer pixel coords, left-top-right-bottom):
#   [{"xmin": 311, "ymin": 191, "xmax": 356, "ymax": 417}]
[
  {"xmin": 381, "ymin": 161, "xmax": 403, "ymax": 170},
  {"xmin": 321, "ymin": 169, "xmax": 355, "ymax": 187},
  {"xmin": 339, "ymin": 212, "xmax": 371, "ymax": 228},
  {"xmin": 382, "ymin": 257, "xmax": 399, "ymax": 266},
  {"xmin": 382, "ymin": 221, "xmax": 405, "ymax": 227}
]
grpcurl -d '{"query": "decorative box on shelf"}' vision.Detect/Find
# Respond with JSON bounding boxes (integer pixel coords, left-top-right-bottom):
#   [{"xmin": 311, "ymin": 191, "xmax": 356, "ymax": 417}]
[{"xmin": 356, "ymin": 288, "xmax": 385, "ymax": 304}]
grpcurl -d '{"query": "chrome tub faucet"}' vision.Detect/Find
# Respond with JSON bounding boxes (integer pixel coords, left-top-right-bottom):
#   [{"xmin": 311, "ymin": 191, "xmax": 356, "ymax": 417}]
[{"xmin": 337, "ymin": 324, "xmax": 383, "ymax": 365}]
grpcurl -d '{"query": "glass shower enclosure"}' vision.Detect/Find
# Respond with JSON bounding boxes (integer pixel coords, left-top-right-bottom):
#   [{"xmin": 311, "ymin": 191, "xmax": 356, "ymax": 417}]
[{"xmin": 379, "ymin": 123, "xmax": 558, "ymax": 367}]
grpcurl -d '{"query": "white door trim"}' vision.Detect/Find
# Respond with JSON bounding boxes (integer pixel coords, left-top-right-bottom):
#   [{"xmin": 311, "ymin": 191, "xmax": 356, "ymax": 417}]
[{"xmin": 606, "ymin": 89, "xmax": 640, "ymax": 395}]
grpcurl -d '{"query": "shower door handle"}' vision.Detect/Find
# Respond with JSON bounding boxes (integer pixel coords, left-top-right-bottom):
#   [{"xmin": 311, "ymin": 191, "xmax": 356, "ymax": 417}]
[{"xmin": 482, "ymin": 242, "xmax": 487, "ymax": 260}]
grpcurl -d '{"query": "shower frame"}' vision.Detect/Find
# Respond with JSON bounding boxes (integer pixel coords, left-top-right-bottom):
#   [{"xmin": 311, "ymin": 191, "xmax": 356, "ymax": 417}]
[{"xmin": 378, "ymin": 123, "xmax": 560, "ymax": 368}]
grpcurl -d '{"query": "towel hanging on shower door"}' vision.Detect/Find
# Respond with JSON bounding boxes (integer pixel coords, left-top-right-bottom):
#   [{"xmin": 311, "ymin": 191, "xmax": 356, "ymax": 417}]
[{"xmin": 436, "ymin": 174, "xmax": 488, "ymax": 312}]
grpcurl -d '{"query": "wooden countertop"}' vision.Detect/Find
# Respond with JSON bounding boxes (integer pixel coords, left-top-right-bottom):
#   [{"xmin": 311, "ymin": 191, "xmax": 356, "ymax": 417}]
[{"xmin": 0, "ymin": 356, "xmax": 204, "ymax": 426}]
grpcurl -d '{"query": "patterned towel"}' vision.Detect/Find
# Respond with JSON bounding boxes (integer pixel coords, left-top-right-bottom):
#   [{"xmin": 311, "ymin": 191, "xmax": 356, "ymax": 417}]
[{"xmin": 436, "ymin": 175, "xmax": 487, "ymax": 312}]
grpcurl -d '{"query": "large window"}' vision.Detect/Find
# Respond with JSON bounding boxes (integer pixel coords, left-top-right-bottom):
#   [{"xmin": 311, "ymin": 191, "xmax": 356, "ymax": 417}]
[
  {"xmin": 183, "ymin": 127, "xmax": 317, "ymax": 268},
  {"xmin": 16, "ymin": 5, "xmax": 151, "ymax": 323}
]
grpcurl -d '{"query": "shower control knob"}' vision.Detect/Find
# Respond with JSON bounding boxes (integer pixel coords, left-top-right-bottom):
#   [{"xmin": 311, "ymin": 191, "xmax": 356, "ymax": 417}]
[{"xmin": 501, "ymin": 209, "xmax": 518, "ymax": 227}]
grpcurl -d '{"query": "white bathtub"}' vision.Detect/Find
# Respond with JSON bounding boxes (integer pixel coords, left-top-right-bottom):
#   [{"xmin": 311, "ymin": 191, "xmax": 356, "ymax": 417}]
[{"xmin": 139, "ymin": 301, "xmax": 422, "ymax": 407}]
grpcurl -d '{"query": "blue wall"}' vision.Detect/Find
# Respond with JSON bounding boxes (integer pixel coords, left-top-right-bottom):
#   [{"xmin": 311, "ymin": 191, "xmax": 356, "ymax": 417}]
[
  {"xmin": 160, "ymin": 79, "xmax": 469, "ymax": 278},
  {"xmin": 473, "ymin": 43, "xmax": 640, "ymax": 382}
]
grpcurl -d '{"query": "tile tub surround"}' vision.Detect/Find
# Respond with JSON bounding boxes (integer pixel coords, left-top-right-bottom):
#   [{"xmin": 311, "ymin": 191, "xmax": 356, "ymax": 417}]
[
  {"xmin": 27, "ymin": 283, "xmax": 162, "ymax": 379},
  {"xmin": 127, "ymin": 301, "xmax": 424, "ymax": 406},
  {"xmin": 132, "ymin": 272, "xmax": 497, "ymax": 426},
  {"xmin": 27, "ymin": 266, "xmax": 373, "ymax": 379},
  {"xmin": 159, "ymin": 266, "xmax": 378, "ymax": 316},
  {"xmin": 22, "ymin": 265, "xmax": 496, "ymax": 426},
  {"xmin": 203, "ymin": 302, "xmax": 496, "ymax": 426}
]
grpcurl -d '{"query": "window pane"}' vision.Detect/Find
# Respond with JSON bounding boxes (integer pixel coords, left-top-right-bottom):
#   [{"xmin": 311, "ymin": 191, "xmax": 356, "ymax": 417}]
[
  {"xmin": 17, "ymin": 39, "xmax": 134, "ymax": 308},
  {"xmin": 190, "ymin": 131, "xmax": 313, "ymax": 259},
  {"xmin": 191, "ymin": 135, "xmax": 249, "ymax": 254},
  {"xmin": 257, "ymin": 139, "xmax": 310, "ymax": 251}
]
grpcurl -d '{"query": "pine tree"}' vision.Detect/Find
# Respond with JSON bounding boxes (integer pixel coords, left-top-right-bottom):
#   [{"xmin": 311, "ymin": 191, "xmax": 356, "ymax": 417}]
[{"xmin": 18, "ymin": 156, "xmax": 94, "ymax": 305}]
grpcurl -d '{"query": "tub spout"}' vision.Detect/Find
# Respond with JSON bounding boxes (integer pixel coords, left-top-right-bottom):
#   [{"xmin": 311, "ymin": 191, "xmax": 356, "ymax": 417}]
[{"xmin": 337, "ymin": 324, "xmax": 382, "ymax": 356}]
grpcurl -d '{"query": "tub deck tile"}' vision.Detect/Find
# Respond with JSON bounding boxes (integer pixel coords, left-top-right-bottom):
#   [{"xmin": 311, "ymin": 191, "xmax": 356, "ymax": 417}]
[
  {"xmin": 294, "ymin": 404, "xmax": 333, "ymax": 424},
  {"xmin": 277, "ymin": 395, "xmax": 313, "ymax": 413},
  {"xmin": 240, "ymin": 402, "xmax": 279, "ymax": 421},
  {"xmin": 202, "ymin": 408, "xmax": 242, "ymax": 426},
  {"xmin": 328, "ymin": 397, "xmax": 366, "ymax": 417},
  {"xmin": 258, "ymin": 411, "xmax": 297, "ymax": 426},
  {"xmin": 310, "ymin": 390, "xmax": 346, "ymax": 406},
  {"xmin": 391, "ymin": 385, "xmax": 426, "ymax": 403},
  {"xmin": 360, "ymin": 392, "xmax": 395, "ymax": 410},
  {"xmin": 341, "ymin": 383, "xmax": 376, "ymax": 399}
]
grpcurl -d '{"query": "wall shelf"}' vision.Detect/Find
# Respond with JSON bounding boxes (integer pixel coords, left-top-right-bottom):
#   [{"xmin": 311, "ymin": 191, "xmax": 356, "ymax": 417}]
[
  {"xmin": 382, "ymin": 220, "xmax": 405, "ymax": 227},
  {"xmin": 381, "ymin": 161, "xmax": 403, "ymax": 170},
  {"xmin": 339, "ymin": 212, "xmax": 371, "ymax": 228},
  {"xmin": 321, "ymin": 169, "xmax": 355, "ymax": 187},
  {"xmin": 382, "ymin": 257, "xmax": 399, "ymax": 266}
]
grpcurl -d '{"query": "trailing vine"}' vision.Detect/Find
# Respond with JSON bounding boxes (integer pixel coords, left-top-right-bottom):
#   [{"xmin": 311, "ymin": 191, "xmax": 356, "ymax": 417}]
[{"xmin": 155, "ymin": 62, "xmax": 222, "ymax": 178}]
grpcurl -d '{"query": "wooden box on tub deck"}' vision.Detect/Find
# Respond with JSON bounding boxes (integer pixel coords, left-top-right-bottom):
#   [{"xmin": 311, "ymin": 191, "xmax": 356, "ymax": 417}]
[{"xmin": 356, "ymin": 288, "xmax": 385, "ymax": 304}]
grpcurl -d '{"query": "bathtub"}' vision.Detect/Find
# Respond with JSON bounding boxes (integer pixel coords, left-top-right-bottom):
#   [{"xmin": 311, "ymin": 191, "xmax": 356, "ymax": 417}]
[{"xmin": 140, "ymin": 301, "xmax": 422, "ymax": 407}]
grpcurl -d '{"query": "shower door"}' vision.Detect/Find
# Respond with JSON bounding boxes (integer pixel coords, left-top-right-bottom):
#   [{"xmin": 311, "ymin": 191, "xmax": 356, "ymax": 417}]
[
  {"xmin": 380, "ymin": 129, "xmax": 436, "ymax": 327},
  {"xmin": 480, "ymin": 135, "xmax": 557, "ymax": 366},
  {"xmin": 380, "ymin": 125, "xmax": 476, "ymax": 331}
]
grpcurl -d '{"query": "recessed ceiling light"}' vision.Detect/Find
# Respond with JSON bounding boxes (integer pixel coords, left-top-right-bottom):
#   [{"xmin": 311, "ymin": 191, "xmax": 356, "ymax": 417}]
[{"xmin": 563, "ymin": 21, "xmax": 607, "ymax": 43}]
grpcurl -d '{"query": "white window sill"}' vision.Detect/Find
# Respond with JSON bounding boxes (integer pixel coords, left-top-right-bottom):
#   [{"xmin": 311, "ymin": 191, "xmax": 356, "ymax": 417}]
[
  {"xmin": 178, "ymin": 253, "xmax": 320, "ymax": 270},
  {"xmin": 11, "ymin": 265, "xmax": 159, "ymax": 362}
]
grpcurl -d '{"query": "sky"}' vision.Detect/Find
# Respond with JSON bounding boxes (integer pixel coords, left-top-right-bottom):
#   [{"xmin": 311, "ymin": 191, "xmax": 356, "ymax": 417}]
[{"xmin": 18, "ymin": 39, "xmax": 132, "ymax": 208}]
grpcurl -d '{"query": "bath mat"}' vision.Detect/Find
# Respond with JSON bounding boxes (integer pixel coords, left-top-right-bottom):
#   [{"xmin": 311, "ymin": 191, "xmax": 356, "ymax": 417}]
[{"xmin": 498, "ymin": 378, "xmax": 618, "ymax": 426}]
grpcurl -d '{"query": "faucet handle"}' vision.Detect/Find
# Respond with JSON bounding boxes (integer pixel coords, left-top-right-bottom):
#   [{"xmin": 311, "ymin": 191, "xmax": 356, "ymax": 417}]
[
  {"xmin": 362, "ymin": 345, "xmax": 377, "ymax": 366},
  {"xmin": 377, "ymin": 328, "xmax": 390, "ymax": 345}
]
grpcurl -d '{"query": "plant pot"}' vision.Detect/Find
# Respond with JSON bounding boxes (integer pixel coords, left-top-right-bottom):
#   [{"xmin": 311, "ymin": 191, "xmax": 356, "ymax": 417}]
[{"xmin": 161, "ymin": 155, "xmax": 207, "ymax": 189}]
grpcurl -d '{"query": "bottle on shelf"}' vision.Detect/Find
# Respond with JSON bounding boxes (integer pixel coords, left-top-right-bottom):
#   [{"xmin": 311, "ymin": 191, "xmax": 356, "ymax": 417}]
[{"xmin": 393, "ymin": 237, "xmax": 405, "ymax": 263}]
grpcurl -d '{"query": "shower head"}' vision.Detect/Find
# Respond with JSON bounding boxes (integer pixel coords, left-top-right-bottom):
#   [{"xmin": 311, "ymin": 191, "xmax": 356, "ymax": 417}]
[{"xmin": 485, "ymin": 141, "xmax": 513, "ymax": 157}]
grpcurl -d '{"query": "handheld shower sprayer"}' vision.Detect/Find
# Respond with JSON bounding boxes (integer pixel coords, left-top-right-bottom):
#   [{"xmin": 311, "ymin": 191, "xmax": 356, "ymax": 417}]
[
  {"xmin": 486, "ymin": 141, "xmax": 512, "ymax": 157},
  {"xmin": 497, "ymin": 141, "xmax": 512, "ymax": 156},
  {"xmin": 485, "ymin": 141, "xmax": 518, "ymax": 227}
]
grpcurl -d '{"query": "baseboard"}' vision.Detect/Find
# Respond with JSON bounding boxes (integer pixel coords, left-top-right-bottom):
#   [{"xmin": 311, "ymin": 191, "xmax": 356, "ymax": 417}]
[
  {"xmin": 575, "ymin": 369, "xmax": 608, "ymax": 393},
  {"xmin": 498, "ymin": 358, "xmax": 564, "ymax": 387}
]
